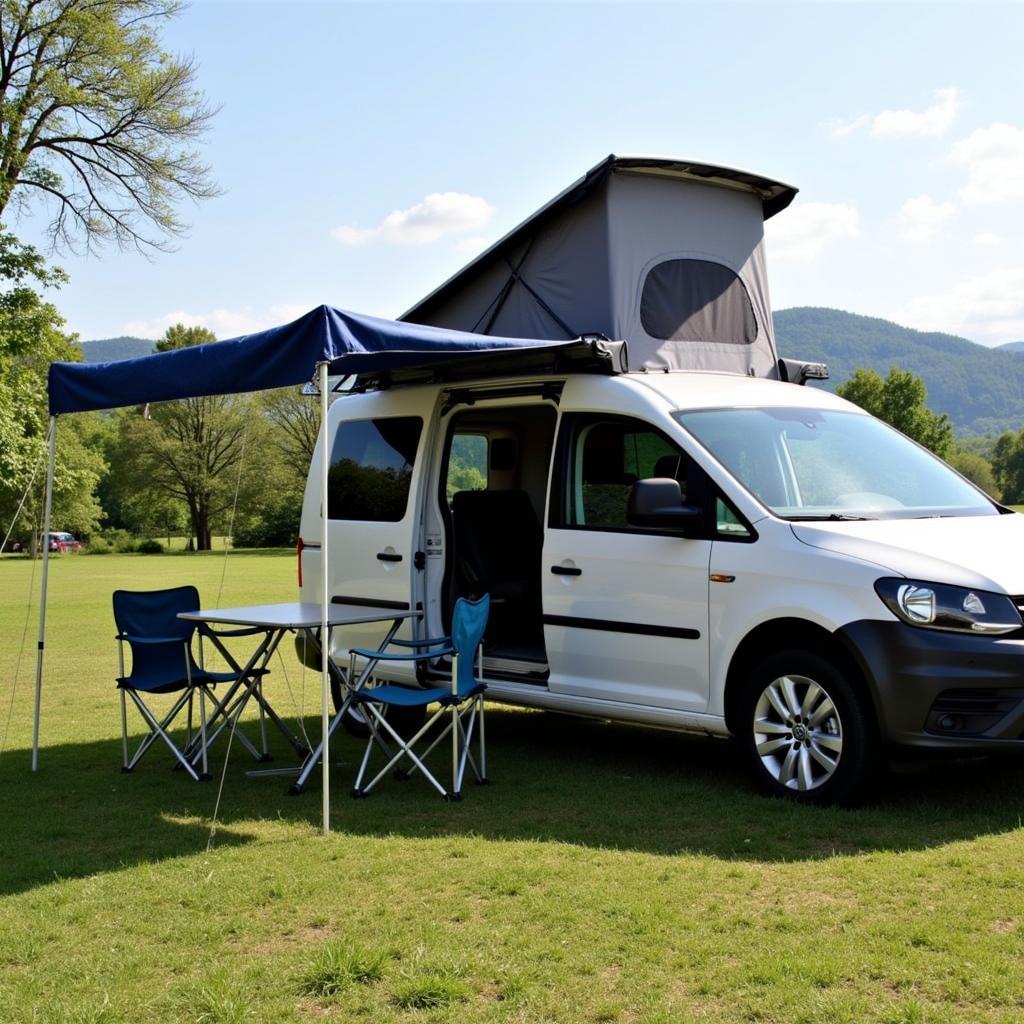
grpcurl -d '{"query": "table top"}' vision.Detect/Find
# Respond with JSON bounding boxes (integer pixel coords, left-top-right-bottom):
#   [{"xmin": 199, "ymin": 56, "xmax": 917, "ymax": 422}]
[{"xmin": 178, "ymin": 601, "xmax": 421, "ymax": 630}]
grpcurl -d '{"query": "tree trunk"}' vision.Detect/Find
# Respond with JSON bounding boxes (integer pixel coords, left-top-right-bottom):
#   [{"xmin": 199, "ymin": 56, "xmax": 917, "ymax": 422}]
[{"xmin": 194, "ymin": 508, "xmax": 211, "ymax": 551}]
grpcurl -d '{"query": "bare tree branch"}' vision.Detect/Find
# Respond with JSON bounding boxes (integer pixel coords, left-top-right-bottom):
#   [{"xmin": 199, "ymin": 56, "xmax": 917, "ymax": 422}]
[{"xmin": 0, "ymin": 0, "xmax": 218, "ymax": 253}]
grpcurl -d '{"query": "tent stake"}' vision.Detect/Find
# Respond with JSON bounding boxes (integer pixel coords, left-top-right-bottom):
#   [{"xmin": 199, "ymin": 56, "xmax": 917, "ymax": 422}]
[
  {"xmin": 32, "ymin": 416, "xmax": 57, "ymax": 772},
  {"xmin": 319, "ymin": 363, "xmax": 330, "ymax": 834}
]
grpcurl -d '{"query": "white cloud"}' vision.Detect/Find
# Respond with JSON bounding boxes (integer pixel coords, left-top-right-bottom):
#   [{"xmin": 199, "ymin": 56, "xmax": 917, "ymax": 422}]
[
  {"xmin": 331, "ymin": 192, "xmax": 494, "ymax": 247},
  {"xmin": 894, "ymin": 265, "xmax": 1024, "ymax": 344},
  {"xmin": 973, "ymin": 231, "xmax": 1000, "ymax": 246},
  {"xmin": 766, "ymin": 200, "xmax": 860, "ymax": 261},
  {"xmin": 898, "ymin": 194, "xmax": 954, "ymax": 241},
  {"xmin": 831, "ymin": 87, "xmax": 960, "ymax": 139},
  {"xmin": 950, "ymin": 122, "xmax": 1024, "ymax": 205},
  {"xmin": 122, "ymin": 303, "xmax": 309, "ymax": 340}
]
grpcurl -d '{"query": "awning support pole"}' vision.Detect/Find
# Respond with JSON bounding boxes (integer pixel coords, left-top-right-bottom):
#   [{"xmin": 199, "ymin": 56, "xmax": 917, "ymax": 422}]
[
  {"xmin": 318, "ymin": 362, "xmax": 330, "ymax": 834},
  {"xmin": 32, "ymin": 416, "xmax": 57, "ymax": 772}
]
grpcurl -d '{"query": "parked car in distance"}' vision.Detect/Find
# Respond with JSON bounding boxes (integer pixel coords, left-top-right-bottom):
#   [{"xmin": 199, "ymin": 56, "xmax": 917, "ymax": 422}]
[{"xmin": 47, "ymin": 532, "xmax": 83, "ymax": 553}]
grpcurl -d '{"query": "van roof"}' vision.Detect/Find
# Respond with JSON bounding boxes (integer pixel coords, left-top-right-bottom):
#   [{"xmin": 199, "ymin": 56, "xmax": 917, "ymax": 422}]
[{"xmin": 628, "ymin": 371, "xmax": 855, "ymax": 413}]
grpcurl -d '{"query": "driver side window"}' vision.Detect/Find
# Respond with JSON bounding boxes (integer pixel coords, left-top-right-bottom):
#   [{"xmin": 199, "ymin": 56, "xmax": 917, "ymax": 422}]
[{"xmin": 563, "ymin": 415, "xmax": 690, "ymax": 531}]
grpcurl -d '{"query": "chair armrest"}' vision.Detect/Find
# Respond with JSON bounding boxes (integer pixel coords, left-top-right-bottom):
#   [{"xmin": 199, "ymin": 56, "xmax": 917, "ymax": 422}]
[
  {"xmin": 348, "ymin": 646, "xmax": 455, "ymax": 662},
  {"xmin": 386, "ymin": 636, "xmax": 451, "ymax": 648},
  {"xmin": 116, "ymin": 633, "xmax": 190, "ymax": 645}
]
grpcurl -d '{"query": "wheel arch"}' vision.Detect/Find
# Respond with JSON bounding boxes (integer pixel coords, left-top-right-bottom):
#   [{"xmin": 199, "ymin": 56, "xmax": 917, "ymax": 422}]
[{"xmin": 722, "ymin": 617, "xmax": 881, "ymax": 737}]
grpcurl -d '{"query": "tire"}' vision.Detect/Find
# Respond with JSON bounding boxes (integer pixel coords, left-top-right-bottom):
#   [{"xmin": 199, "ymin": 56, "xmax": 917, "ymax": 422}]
[
  {"xmin": 331, "ymin": 676, "xmax": 428, "ymax": 740},
  {"xmin": 738, "ymin": 648, "xmax": 879, "ymax": 805}
]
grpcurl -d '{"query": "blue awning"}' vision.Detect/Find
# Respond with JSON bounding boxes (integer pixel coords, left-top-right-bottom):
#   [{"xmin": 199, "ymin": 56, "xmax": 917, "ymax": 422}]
[{"xmin": 48, "ymin": 304, "xmax": 618, "ymax": 415}]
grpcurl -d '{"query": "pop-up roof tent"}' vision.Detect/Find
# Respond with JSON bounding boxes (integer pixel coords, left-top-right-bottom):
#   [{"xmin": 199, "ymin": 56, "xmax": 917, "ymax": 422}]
[{"xmin": 403, "ymin": 154, "xmax": 798, "ymax": 378}]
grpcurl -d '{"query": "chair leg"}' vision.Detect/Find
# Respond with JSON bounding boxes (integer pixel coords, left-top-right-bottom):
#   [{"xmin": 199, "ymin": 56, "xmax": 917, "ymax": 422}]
[
  {"xmin": 126, "ymin": 689, "xmax": 201, "ymax": 781},
  {"xmin": 198, "ymin": 686, "xmax": 210, "ymax": 781},
  {"xmin": 450, "ymin": 704, "xmax": 461, "ymax": 801},
  {"xmin": 186, "ymin": 691, "xmax": 194, "ymax": 751},
  {"xmin": 478, "ymin": 697, "xmax": 487, "ymax": 783},
  {"xmin": 455, "ymin": 708, "xmax": 482, "ymax": 791},
  {"xmin": 358, "ymin": 705, "xmax": 450, "ymax": 798},
  {"xmin": 119, "ymin": 688, "xmax": 130, "ymax": 772},
  {"xmin": 126, "ymin": 689, "xmax": 191, "ymax": 771}
]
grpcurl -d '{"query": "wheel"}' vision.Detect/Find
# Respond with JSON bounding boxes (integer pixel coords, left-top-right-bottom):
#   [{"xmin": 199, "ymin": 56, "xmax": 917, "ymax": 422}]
[
  {"xmin": 331, "ymin": 676, "xmax": 427, "ymax": 740},
  {"xmin": 738, "ymin": 648, "xmax": 878, "ymax": 805}
]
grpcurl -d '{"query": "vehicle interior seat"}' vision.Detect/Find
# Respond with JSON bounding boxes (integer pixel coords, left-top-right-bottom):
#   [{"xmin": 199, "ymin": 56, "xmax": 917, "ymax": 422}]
[
  {"xmin": 450, "ymin": 488, "xmax": 544, "ymax": 649},
  {"xmin": 653, "ymin": 454, "xmax": 682, "ymax": 479}
]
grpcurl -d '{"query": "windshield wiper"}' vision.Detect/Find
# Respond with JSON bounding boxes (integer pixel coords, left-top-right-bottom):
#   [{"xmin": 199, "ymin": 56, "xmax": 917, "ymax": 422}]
[{"xmin": 787, "ymin": 513, "xmax": 877, "ymax": 522}]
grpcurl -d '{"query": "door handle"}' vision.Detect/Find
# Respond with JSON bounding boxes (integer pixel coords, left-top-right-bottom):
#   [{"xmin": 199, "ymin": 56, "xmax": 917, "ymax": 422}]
[
  {"xmin": 376, "ymin": 551, "xmax": 403, "ymax": 563},
  {"xmin": 550, "ymin": 564, "xmax": 582, "ymax": 576}
]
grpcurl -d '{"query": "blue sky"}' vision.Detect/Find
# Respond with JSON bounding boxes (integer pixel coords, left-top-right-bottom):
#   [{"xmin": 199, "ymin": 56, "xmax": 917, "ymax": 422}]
[{"xmin": 15, "ymin": 1, "xmax": 1024, "ymax": 345}]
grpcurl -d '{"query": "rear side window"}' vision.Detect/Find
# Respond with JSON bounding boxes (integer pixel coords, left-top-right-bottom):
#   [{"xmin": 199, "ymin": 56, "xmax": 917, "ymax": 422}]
[
  {"xmin": 640, "ymin": 259, "xmax": 757, "ymax": 345},
  {"xmin": 328, "ymin": 417, "xmax": 422, "ymax": 522}
]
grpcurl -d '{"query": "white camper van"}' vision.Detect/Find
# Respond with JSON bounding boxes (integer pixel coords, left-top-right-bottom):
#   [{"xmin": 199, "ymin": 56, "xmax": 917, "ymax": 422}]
[{"xmin": 297, "ymin": 158, "xmax": 1024, "ymax": 803}]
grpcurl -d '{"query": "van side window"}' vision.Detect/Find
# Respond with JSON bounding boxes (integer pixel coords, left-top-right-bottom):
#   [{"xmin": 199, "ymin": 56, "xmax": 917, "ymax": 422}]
[
  {"xmin": 328, "ymin": 417, "xmax": 423, "ymax": 522},
  {"xmin": 445, "ymin": 433, "xmax": 488, "ymax": 502},
  {"xmin": 562, "ymin": 416, "xmax": 690, "ymax": 531},
  {"xmin": 715, "ymin": 495, "xmax": 753, "ymax": 539}
]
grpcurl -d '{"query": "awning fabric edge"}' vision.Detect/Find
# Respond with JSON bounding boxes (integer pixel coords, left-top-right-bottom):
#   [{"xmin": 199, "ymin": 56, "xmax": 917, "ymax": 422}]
[{"xmin": 48, "ymin": 304, "xmax": 612, "ymax": 416}]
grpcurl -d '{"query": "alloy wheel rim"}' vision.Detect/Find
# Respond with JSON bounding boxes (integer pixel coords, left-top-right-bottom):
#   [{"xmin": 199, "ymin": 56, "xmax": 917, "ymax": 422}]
[{"xmin": 753, "ymin": 674, "xmax": 843, "ymax": 791}]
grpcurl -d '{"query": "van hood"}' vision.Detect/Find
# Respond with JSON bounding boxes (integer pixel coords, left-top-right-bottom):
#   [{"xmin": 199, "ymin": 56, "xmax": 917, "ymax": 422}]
[{"xmin": 791, "ymin": 513, "xmax": 1024, "ymax": 595}]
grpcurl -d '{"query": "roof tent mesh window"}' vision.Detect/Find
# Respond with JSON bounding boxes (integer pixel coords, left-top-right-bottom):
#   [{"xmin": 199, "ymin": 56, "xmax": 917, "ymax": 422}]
[
  {"xmin": 640, "ymin": 259, "xmax": 757, "ymax": 345},
  {"xmin": 328, "ymin": 417, "xmax": 423, "ymax": 521}
]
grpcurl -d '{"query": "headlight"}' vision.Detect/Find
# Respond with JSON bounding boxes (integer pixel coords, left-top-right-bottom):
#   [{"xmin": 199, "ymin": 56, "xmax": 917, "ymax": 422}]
[{"xmin": 875, "ymin": 578, "xmax": 1022, "ymax": 635}]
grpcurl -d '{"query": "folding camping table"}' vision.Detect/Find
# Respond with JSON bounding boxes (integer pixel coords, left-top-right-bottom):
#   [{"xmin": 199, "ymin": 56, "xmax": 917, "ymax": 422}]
[{"xmin": 177, "ymin": 602, "xmax": 421, "ymax": 783}]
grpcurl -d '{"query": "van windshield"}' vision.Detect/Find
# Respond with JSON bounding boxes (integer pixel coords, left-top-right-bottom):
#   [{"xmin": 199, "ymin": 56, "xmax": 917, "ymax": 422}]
[{"xmin": 675, "ymin": 407, "xmax": 998, "ymax": 520}]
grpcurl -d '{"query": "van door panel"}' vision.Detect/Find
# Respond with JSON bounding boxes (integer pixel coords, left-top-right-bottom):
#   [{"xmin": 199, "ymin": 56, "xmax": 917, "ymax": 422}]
[
  {"xmin": 542, "ymin": 411, "xmax": 712, "ymax": 711},
  {"xmin": 319, "ymin": 391, "xmax": 438, "ymax": 676}
]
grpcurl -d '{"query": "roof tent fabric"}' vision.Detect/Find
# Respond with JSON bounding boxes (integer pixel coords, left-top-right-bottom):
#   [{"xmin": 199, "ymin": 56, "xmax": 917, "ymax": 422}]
[
  {"xmin": 402, "ymin": 154, "xmax": 796, "ymax": 378},
  {"xmin": 48, "ymin": 305, "xmax": 603, "ymax": 416}
]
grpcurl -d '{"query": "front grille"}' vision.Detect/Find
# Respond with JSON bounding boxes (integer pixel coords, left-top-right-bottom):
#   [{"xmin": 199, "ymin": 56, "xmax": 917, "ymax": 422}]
[{"xmin": 926, "ymin": 688, "xmax": 1024, "ymax": 736}]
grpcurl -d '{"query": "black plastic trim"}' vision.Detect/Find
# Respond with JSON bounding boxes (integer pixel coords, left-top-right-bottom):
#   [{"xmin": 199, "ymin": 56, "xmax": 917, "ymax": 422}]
[
  {"xmin": 331, "ymin": 595, "xmax": 410, "ymax": 610},
  {"xmin": 835, "ymin": 618, "xmax": 1024, "ymax": 751},
  {"xmin": 544, "ymin": 614, "xmax": 700, "ymax": 640}
]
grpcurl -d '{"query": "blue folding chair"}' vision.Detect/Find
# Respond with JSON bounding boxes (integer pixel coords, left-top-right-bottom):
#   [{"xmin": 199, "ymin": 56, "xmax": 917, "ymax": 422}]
[
  {"xmin": 350, "ymin": 594, "xmax": 490, "ymax": 801},
  {"xmin": 112, "ymin": 586, "xmax": 263, "ymax": 782}
]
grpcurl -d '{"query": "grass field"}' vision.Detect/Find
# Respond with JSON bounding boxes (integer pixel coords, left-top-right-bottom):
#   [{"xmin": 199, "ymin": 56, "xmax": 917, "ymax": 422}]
[{"xmin": 1, "ymin": 552, "xmax": 1024, "ymax": 1023}]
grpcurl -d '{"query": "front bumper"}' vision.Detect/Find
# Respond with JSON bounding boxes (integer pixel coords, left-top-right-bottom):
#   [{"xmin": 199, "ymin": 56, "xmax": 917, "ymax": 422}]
[{"xmin": 836, "ymin": 619, "xmax": 1024, "ymax": 751}]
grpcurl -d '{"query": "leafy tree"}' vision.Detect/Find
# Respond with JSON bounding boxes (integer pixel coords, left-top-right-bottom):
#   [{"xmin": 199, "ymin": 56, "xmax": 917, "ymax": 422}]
[
  {"xmin": 117, "ymin": 324, "xmax": 250, "ymax": 550},
  {"xmin": 837, "ymin": 366, "xmax": 954, "ymax": 458},
  {"xmin": 948, "ymin": 449, "xmax": 997, "ymax": 497},
  {"xmin": 263, "ymin": 386, "xmax": 319, "ymax": 479},
  {"xmin": 992, "ymin": 429, "xmax": 1024, "ymax": 505},
  {"xmin": 0, "ymin": 228, "xmax": 103, "ymax": 547},
  {"xmin": 0, "ymin": 0, "xmax": 218, "ymax": 252}
]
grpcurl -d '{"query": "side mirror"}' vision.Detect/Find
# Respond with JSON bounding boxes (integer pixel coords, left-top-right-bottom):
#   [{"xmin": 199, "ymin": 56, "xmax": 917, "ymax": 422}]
[{"xmin": 626, "ymin": 478, "xmax": 703, "ymax": 532}]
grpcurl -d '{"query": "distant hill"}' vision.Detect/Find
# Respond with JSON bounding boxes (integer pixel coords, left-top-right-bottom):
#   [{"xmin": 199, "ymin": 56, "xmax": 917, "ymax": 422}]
[
  {"xmin": 775, "ymin": 308, "xmax": 1024, "ymax": 436},
  {"xmin": 77, "ymin": 336, "xmax": 153, "ymax": 363},
  {"xmin": 997, "ymin": 340, "xmax": 1024, "ymax": 353}
]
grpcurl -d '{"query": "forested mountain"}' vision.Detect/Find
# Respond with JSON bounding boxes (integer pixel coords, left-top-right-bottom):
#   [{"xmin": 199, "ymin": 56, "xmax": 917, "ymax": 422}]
[
  {"xmin": 78, "ymin": 336, "xmax": 153, "ymax": 362},
  {"xmin": 775, "ymin": 308, "xmax": 1024, "ymax": 436},
  {"xmin": 997, "ymin": 341, "xmax": 1024, "ymax": 353}
]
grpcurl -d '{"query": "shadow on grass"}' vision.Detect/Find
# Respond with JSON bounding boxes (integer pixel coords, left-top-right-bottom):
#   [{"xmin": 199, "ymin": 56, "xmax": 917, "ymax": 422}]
[{"xmin": 2, "ymin": 706, "xmax": 1023, "ymax": 895}]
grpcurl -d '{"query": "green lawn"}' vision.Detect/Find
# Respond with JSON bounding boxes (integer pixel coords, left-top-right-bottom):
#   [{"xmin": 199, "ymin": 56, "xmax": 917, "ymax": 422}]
[{"xmin": 1, "ymin": 553, "xmax": 1023, "ymax": 1023}]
